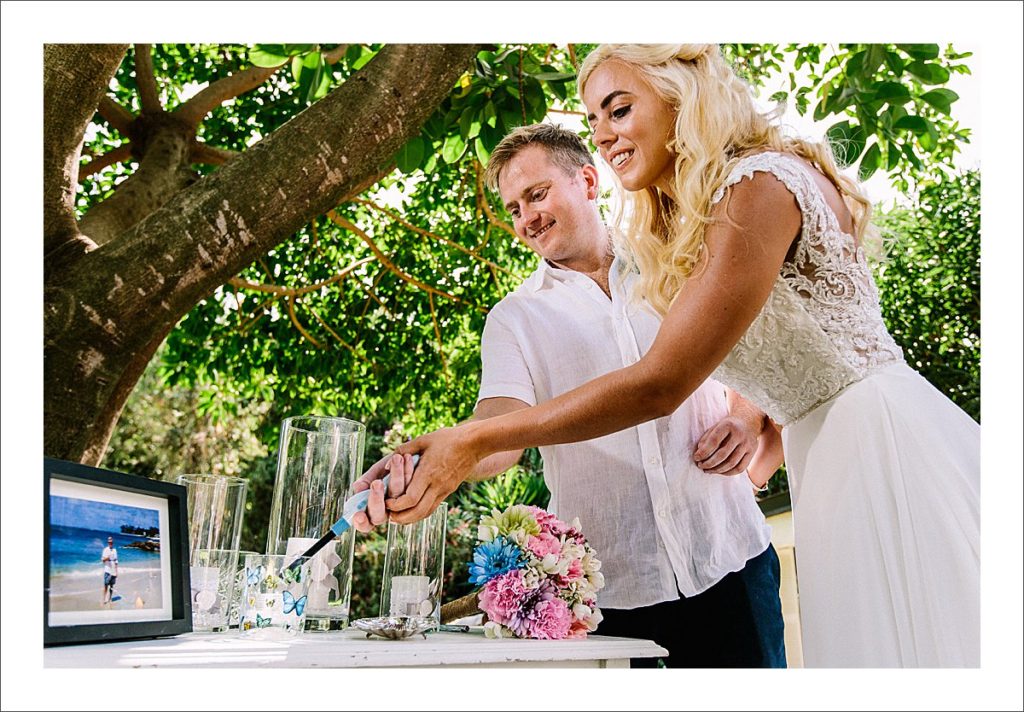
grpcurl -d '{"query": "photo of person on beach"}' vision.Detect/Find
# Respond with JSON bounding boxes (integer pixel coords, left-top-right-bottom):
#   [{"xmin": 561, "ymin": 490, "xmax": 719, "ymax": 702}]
[
  {"xmin": 101, "ymin": 536, "xmax": 119, "ymax": 604},
  {"xmin": 47, "ymin": 479, "xmax": 174, "ymax": 626}
]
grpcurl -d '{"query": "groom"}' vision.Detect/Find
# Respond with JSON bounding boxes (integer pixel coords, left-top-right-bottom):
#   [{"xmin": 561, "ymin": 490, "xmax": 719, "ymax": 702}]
[{"xmin": 356, "ymin": 124, "xmax": 786, "ymax": 667}]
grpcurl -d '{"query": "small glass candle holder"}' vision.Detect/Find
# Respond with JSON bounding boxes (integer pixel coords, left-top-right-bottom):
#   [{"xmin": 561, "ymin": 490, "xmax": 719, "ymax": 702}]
[
  {"xmin": 228, "ymin": 550, "xmax": 259, "ymax": 628},
  {"xmin": 379, "ymin": 502, "xmax": 447, "ymax": 631},
  {"xmin": 239, "ymin": 554, "xmax": 312, "ymax": 640}
]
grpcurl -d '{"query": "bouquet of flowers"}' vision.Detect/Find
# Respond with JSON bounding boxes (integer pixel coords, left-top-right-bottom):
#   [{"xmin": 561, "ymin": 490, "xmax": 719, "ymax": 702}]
[{"xmin": 466, "ymin": 504, "xmax": 605, "ymax": 640}]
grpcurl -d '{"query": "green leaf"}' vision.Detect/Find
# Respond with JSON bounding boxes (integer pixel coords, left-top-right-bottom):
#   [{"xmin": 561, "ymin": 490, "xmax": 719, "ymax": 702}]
[
  {"xmin": 858, "ymin": 142, "xmax": 881, "ymax": 181},
  {"xmin": 864, "ymin": 44, "xmax": 887, "ymax": 75},
  {"xmin": 884, "ymin": 50, "xmax": 905, "ymax": 75},
  {"xmin": 529, "ymin": 71, "xmax": 575, "ymax": 82},
  {"xmin": 441, "ymin": 134, "xmax": 467, "ymax": 164},
  {"xmin": 893, "ymin": 115, "xmax": 930, "ymax": 135},
  {"xmin": 395, "ymin": 136, "xmax": 425, "ymax": 174},
  {"xmin": 897, "ymin": 44, "xmax": 940, "ymax": 60},
  {"xmin": 474, "ymin": 137, "xmax": 491, "ymax": 165},
  {"xmin": 459, "ymin": 108, "xmax": 481, "ymax": 140},
  {"xmin": 906, "ymin": 60, "xmax": 950, "ymax": 85},
  {"xmin": 872, "ymin": 81, "xmax": 911, "ymax": 105},
  {"xmin": 920, "ymin": 88, "xmax": 959, "ymax": 115},
  {"xmin": 249, "ymin": 45, "xmax": 290, "ymax": 68},
  {"xmin": 769, "ymin": 90, "xmax": 788, "ymax": 103}
]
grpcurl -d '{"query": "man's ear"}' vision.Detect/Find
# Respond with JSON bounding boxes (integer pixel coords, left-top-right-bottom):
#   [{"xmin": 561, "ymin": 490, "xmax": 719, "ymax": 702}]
[{"xmin": 580, "ymin": 163, "xmax": 600, "ymax": 200}]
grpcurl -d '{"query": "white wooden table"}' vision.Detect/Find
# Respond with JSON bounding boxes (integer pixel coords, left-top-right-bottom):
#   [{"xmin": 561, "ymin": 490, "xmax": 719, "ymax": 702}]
[{"xmin": 43, "ymin": 628, "xmax": 667, "ymax": 668}]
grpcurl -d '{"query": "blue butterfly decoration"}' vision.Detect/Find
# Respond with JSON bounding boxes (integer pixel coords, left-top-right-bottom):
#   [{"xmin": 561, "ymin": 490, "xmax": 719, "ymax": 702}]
[
  {"xmin": 246, "ymin": 565, "xmax": 265, "ymax": 586},
  {"xmin": 255, "ymin": 613, "xmax": 272, "ymax": 628},
  {"xmin": 282, "ymin": 590, "xmax": 307, "ymax": 617}
]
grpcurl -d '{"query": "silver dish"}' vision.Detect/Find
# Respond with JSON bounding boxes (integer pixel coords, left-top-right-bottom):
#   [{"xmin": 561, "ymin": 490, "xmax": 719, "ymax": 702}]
[{"xmin": 350, "ymin": 616, "xmax": 435, "ymax": 640}]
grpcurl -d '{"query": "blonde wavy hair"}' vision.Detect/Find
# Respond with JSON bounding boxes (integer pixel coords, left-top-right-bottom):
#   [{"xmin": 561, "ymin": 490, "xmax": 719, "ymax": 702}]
[{"xmin": 578, "ymin": 44, "xmax": 877, "ymax": 316}]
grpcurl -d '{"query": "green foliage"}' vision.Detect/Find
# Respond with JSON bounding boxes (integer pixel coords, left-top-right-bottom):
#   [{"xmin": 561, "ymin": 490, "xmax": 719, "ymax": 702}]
[
  {"xmin": 453, "ymin": 465, "xmax": 550, "ymax": 519},
  {"xmin": 724, "ymin": 43, "xmax": 972, "ymax": 189},
  {"xmin": 874, "ymin": 170, "xmax": 981, "ymax": 421}
]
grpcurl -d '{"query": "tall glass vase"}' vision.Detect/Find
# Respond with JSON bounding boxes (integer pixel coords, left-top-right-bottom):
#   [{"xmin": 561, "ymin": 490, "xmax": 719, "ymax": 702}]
[
  {"xmin": 266, "ymin": 416, "xmax": 365, "ymax": 631},
  {"xmin": 379, "ymin": 502, "xmax": 448, "ymax": 631}
]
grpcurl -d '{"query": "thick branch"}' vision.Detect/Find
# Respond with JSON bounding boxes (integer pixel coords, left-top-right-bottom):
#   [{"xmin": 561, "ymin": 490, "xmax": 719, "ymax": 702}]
[
  {"xmin": 190, "ymin": 141, "xmax": 239, "ymax": 166},
  {"xmin": 134, "ymin": 44, "xmax": 162, "ymax": 113},
  {"xmin": 227, "ymin": 255, "xmax": 375, "ymax": 297},
  {"xmin": 44, "ymin": 44, "xmax": 129, "ymax": 264},
  {"xmin": 79, "ymin": 144, "xmax": 134, "ymax": 180},
  {"xmin": 45, "ymin": 45, "xmax": 481, "ymax": 462},
  {"xmin": 98, "ymin": 96, "xmax": 135, "ymax": 137},
  {"xmin": 174, "ymin": 63, "xmax": 283, "ymax": 127},
  {"xmin": 328, "ymin": 212, "xmax": 485, "ymax": 312},
  {"xmin": 354, "ymin": 197, "xmax": 514, "ymax": 276}
]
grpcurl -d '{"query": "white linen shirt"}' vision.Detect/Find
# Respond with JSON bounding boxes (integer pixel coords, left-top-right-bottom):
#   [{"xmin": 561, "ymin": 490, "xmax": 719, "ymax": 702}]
[{"xmin": 478, "ymin": 257, "xmax": 772, "ymax": 609}]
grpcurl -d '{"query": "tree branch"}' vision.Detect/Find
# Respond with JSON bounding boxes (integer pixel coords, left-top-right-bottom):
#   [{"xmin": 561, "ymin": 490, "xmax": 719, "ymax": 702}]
[
  {"xmin": 353, "ymin": 197, "xmax": 514, "ymax": 276},
  {"xmin": 227, "ymin": 255, "xmax": 375, "ymax": 297},
  {"xmin": 98, "ymin": 96, "xmax": 135, "ymax": 137},
  {"xmin": 428, "ymin": 292, "xmax": 450, "ymax": 382},
  {"xmin": 327, "ymin": 211, "xmax": 486, "ymax": 313},
  {"xmin": 322, "ymin": 44, "xmax": 349, "ymax": 65},
  {"xmin": 287, "ymin": 296, "xmax": 324, "ymax": 348},
  {"xmin": 79, "ymin": 144, "xmax": 134, "ymax": 180},
  {"xmin": 190, "ymin": 141, "xmax": 239, "ymax": 166},
  {"xmin": 44, "ymin": 44, "xmax": 129, "ymax": 266},
  {"xmin": 134, "ymin": 44, "xmax": 162, "ymax": 113},
  {"xmin": 306, "ymin": 305, "xmax": 369, "ymax": 363},
  {"xmin": 174, "ymin": 63, "xmax": 284, "ymax": 127},
  {"xmin": 473, "ymin": 160, "xmax": 518, "ymax": 239}
]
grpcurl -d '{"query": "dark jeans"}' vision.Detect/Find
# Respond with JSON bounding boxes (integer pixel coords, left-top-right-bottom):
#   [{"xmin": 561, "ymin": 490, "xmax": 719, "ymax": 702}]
[{"xmin": 597, "ymin": 544, "xmax": 786, "ymax": 668}]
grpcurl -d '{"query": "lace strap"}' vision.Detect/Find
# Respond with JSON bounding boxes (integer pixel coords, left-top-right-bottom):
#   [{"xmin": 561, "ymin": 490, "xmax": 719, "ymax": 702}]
[{"xmin": 710, "ymin": 152, "xmax": 839, "ymax": 264}]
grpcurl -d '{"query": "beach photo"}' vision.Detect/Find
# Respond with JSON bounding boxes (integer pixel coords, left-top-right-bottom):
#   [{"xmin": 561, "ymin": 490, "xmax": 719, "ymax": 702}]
[{"xmin": 47, "ymin": 478, "xmax": 174, "ymax": 627}]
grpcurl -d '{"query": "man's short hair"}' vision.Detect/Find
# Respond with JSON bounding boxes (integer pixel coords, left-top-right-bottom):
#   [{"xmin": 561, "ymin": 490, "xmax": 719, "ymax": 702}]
[{"xmin": 484, "ymin": 123, "xmax": 595, "ymax": 193}]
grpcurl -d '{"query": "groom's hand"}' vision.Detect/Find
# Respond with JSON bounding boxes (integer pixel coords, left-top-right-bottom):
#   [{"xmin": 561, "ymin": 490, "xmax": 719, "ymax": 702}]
[{"xmin": 693, "ymin": 415, "xmax": 758, "ymax": 476}]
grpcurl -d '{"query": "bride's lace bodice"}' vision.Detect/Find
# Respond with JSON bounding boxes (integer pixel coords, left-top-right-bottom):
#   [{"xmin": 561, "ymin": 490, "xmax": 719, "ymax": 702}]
[{"xmin": 709, "ymin": 152, "xmax": 904, "ymax": 425}]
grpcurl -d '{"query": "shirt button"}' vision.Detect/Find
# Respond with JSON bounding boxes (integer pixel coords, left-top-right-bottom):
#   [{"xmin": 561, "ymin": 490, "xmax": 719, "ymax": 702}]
[
  {"xmin": 648, "ymin": 456, "xmax": 660, "ymax": 466},
  {"xmin": 657, "ymin": 507, "xmax": 669, "ymax": 518}
]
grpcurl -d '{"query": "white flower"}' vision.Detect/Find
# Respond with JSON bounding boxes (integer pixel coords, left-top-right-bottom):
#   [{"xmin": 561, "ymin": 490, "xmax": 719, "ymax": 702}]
[
  {"xmin": 586, "ymin": 607, "xmax": 603, "ymax": 631},
  {"xmin": 582, "ymin": 552, "xmax": 601, "ymax": 574},
  {"xmin": 573, "ymin": 603, "xmax": 592, "ymax": 620},
  {"xmin": 483, "ymin": 621, "xmax": 508, "ymax": 639},
  {"xmin": 477, "ymin": 523, "xmax": 497, "ymax": 542},
  {"xmin": 589, "ymin": 571, "xmax": 605, "ymax": 589}
]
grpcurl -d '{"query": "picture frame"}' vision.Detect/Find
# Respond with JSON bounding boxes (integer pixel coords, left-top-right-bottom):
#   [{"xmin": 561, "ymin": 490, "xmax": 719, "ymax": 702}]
[{"xmin": 44, "ymin": 457, "xmax": 192, "ymax": 646}]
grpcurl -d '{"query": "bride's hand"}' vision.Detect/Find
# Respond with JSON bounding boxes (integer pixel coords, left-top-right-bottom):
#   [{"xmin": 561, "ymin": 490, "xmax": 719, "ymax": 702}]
[{"xmin": 386, "ymin": 424, "xmax": 484, "ymax": 524}]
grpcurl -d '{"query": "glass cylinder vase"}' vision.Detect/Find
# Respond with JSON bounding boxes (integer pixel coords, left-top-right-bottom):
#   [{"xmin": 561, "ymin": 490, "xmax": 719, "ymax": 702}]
[
  {"xmin": 379, "ymin": 502, "xmax": 448, "ymax": 631},
  {"xmin": 176, "ymin": 474, "xmax": 248, "ymax": 632},
  {"xmin": 266, "ymin": 415, "xmax": 365, "ymax": 631}
]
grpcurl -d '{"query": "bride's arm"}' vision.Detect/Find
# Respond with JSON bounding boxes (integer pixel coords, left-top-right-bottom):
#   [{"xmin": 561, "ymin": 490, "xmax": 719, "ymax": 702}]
[{"xmin": 388, "ymin": 172, "xmax": 801, "ymax": 523}]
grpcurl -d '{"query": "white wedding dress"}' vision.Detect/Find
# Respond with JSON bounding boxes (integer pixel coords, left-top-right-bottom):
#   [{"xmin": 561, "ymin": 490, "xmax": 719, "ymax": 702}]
[{"xmin": 710, "ymin": 152, "xmax": 980, "ymax": 667}]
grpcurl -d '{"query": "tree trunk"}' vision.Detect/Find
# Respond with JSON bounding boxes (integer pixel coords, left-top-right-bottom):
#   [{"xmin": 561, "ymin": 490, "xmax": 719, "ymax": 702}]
[{"xmin": 44, "ymin": 43, "xmax": 481, "ymax": 464}]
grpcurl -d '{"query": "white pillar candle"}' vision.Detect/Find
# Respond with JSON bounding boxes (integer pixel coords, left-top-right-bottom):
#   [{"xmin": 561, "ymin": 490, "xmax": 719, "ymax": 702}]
[{"xmin": 389, "ymin": 575, "xmax": 430, "ymax": 616}]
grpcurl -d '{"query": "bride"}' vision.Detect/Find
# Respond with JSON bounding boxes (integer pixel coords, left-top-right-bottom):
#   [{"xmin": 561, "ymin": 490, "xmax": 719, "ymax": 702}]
[{"xmin": 385, "ymin": 44, "xmax": 980, "ymax": 668}]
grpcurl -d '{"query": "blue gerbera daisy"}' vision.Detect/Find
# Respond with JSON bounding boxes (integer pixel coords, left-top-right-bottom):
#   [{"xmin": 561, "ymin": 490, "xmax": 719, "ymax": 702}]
[{"xmin": 468, "ymin": 536, "xmax": 525, "ymax": 586}]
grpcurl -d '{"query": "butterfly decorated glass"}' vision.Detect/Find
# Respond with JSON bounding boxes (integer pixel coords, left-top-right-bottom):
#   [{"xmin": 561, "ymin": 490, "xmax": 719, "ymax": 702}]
[{"xmin": 239, "ymin": 554, "xmax": 312, "ymax": 639}]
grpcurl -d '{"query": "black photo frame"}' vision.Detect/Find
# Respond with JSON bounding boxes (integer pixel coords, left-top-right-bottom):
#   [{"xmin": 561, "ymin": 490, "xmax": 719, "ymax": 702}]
[{"xmin": 44, "ymin": 457, "xmax": 192, "ymax": 646}]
